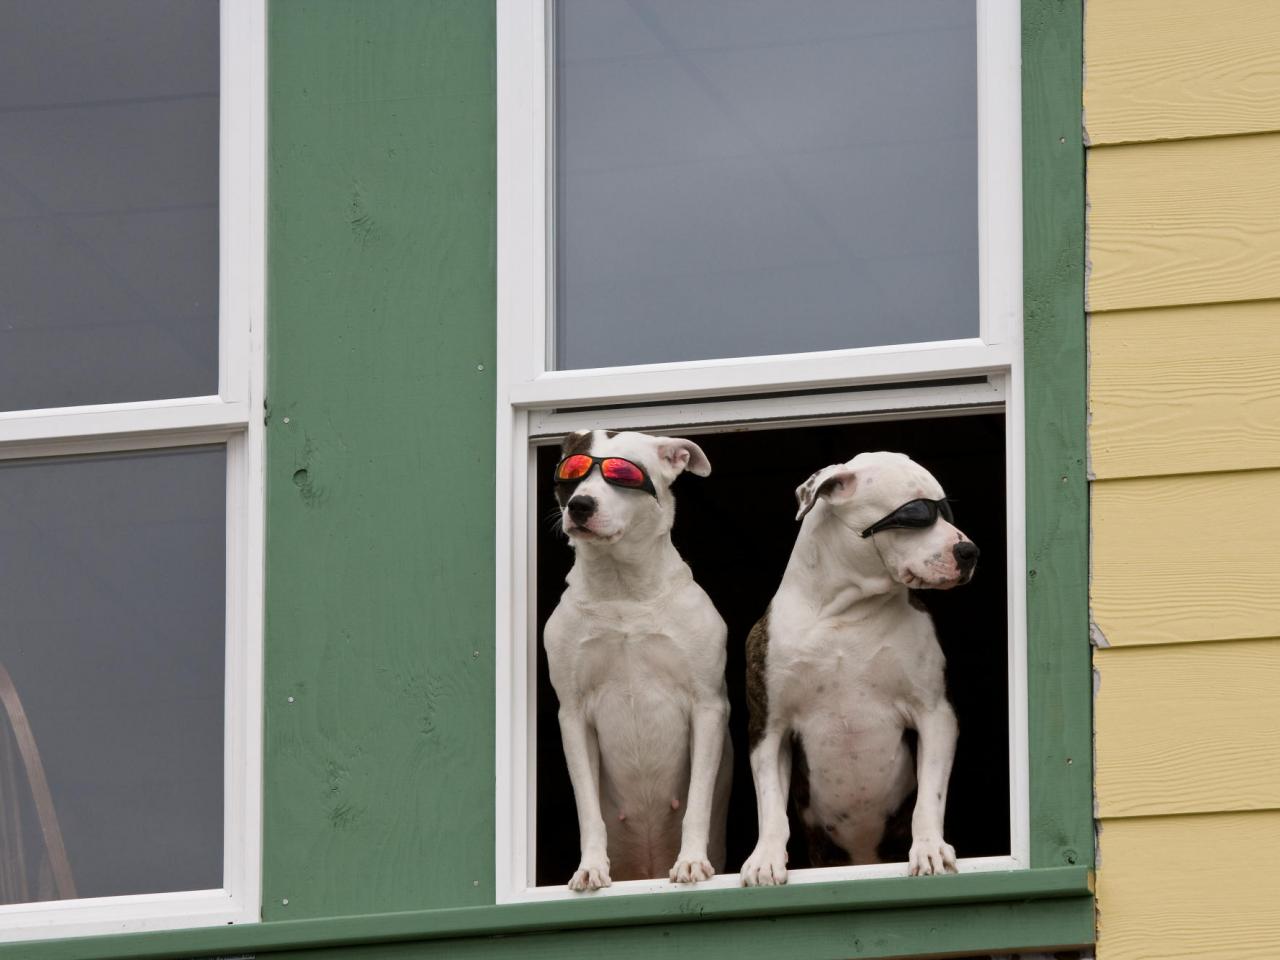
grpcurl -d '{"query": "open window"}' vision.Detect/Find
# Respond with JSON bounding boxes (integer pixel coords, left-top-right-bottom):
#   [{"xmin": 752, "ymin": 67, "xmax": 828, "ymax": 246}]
[
  {"xmin": 531, "ymin": 408, "xmax": 1018, "ymax": 889},
  {"xmin": 497, "ymin": 0, "xmax": 1028, "ymax": 901},
  {"xmin": 0, "ymin": 0, "xmax": 264, "ymax": 942}
]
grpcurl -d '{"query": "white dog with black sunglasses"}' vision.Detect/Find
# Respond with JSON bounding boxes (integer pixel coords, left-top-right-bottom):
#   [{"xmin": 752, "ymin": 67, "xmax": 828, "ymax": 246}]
[
  {"xmin": 544, "ymin": 429, "xmax": 732, "ymax": 891},
  {"xmin": 741, "ymin": 451, "xmax": 978, "ymax": 885}
]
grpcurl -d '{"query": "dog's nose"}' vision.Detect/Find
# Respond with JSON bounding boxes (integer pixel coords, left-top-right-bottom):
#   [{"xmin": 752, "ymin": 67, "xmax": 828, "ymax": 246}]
[
  {"xmin": 953, "ymin": 541, "xmax": 979, "ymax": 569},
  {"xmin": 567, "ymin": 495, "xmax": 597, "ymax": 525}
]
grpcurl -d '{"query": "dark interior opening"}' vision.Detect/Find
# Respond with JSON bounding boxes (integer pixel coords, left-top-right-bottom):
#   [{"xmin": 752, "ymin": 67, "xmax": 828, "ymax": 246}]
[{"xmin": 534, "ymin": 412, "xmax": 1009, "ymax": 885}]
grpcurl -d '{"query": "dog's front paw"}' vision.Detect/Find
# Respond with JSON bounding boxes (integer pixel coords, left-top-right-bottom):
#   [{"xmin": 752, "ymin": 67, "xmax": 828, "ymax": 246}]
[
  {"xmin": 567, "ymin": 857, "xmax": 612, "ymax": 892},
  {"xmin": 908, "ymin": 836, "xmax": 957, "ymax": 876},
  {"xmin": 740, "ymin": 843, "xmax": 788, "ymax": 886},
  {"xmin": 669, "ymin": 854, "xmax": 715, "ymax": 884}
]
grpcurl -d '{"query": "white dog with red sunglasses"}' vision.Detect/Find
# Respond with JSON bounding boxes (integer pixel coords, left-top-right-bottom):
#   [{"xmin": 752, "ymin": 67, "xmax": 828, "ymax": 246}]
[
  {"xmin": 741, "ymin": 451, "xmax": 978, "ymax": 885},
  {"xmin": 544, "ymin": 429, "xmax": 732, "ymax": 891}
]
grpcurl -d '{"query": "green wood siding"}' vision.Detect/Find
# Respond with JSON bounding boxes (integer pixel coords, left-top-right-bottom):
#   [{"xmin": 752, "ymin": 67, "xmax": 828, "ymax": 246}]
[
  {"xmin": 0, "ymin": 0, "xmax": 1091, "ymax": 957},
  {"xmin": 262, "ymin": 0, "xmax": 497, "ymax": 918},
  {"xmin": 1022, "ymin": 0, "xmax": 1093, "ymax": 871}
]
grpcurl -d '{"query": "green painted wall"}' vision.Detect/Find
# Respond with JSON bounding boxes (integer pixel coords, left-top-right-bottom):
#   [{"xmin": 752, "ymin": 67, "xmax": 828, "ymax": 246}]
[
  {"xmin": 1021, "ymin": 0, "xmax": 1093, "ymax": 870},
  {"xmin": 263, "ymin": 0, "xmax": 497, "ymax": 919}
]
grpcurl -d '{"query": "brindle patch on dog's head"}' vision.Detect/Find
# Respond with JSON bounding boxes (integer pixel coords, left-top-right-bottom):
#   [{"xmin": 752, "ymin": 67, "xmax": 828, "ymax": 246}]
[
  {"xmin": 561, "ymin": 430, "xmax": 593, "ymax": 457},
  {"xmin": 552, "ymin": 429, "xmax": 705, "ymax": 544},
  {"xmin": 794, "ymin": 463, "xmax": 858, "ymax": 521},
  {"xmin": 554, "ymin": 430, "xmax": 595, "ymax": 508},
  {"xmin": 795, "ymin": 475, "xmax": 819, "ymax": 515}
]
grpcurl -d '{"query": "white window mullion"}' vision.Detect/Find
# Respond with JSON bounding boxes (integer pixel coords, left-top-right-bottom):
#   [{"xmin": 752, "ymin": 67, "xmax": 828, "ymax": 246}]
[
  {"xmin": 1003, "ymin": 364, "xmax": 1032, "ymax": 869},
  {"xmin": 0, "ymin": 397, "xmax": 250, "ymax": 458},
  {"xmin": 222, "ymin": 430, "xmax": 263, "ymax": 924},
  {"xmin": 977, "ymin": 0, "xmax": 1023, "ymax": 348},
  {"xmin": 497, "ymin": 0, "xmax": 551, "ymax": 389},
  {"xmin": 218, "ymin": 0, "xmax": 266, "ymax": 408}
]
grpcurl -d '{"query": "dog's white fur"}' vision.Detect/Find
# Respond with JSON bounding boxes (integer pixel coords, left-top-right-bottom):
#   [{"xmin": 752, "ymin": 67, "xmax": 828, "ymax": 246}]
[
  {"xmin": 741, "ymin": 451, "xmax": 974, "ymax": 886},
  {"xmin": 544, "ymin": 429, "xmax": 732, "ymax": 891}
]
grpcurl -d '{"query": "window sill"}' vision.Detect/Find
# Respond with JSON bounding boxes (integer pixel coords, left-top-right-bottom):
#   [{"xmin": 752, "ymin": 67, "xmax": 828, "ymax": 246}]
[{"xmin": 0, "ymin": 866, "xmax": 1094, "ymax": 960}]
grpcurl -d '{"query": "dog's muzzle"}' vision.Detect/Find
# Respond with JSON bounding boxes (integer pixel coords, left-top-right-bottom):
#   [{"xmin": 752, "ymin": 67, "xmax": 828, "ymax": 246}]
[
  {"xmin": 952, "ymin": 541, "xmax": 979, "ymax": 578},
  {"xmin": 567, "ymin": 495, "xmax": 597, "ymax": 526}
]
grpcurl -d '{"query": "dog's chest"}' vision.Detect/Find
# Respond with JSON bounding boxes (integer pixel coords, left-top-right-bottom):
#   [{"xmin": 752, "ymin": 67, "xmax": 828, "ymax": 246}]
[
  {"xmin": 780, "ymin": 629, "xmax": 910, "ymax": 717},
  {"xmin": 769, "ymin": 603, "xmax": 942, "ymax": 722},
  {"xmin": 573, "ymin": 618, "xmax": 688, "ymax": 697}
]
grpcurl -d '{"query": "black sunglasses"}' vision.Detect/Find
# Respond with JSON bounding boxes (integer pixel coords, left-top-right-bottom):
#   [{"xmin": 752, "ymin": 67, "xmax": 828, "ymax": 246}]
[
  {"xmin": 554, "ymin": 453, "xmax": 657, "ymax": 497},
  {"xmin": 860, "ymin": 498, "xmax": 954, "ymax": 538}
]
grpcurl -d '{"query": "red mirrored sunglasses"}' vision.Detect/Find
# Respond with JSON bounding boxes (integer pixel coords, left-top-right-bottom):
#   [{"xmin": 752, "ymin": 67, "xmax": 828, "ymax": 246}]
[{"xmin": 554, "ymin": 454, "xmax": 657, "ymax": 497}]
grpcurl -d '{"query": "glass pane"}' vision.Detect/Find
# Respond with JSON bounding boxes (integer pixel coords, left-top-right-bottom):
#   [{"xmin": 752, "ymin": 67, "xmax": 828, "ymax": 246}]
[
  {"xmin": 0, "ymin": 446, "xmax": 224, "ymax": 902},
  {"xmin": 0, "ymin": 1, "xmax": 219, "ymax": 411},
  {"xmin": 554, "ymin": 0, "xmax": 978, "ymax": 369}
]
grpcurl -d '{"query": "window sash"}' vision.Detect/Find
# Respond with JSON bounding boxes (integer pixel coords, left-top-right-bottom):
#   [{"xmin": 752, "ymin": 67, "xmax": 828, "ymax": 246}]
[
  {"xmin": 498, "ymin": 0, "xmax": 1021, "ymax": 401},
  {"xmin": 496, "ymin": 0, "xmax": 1026, "ymax": 902},
  {"xmin": 0, "ymin": 0, "xmax": 265, "ymax": 943},
  {"xmin": 528, "ymin": 378, "xmax": 1005, "ymax": 439}
]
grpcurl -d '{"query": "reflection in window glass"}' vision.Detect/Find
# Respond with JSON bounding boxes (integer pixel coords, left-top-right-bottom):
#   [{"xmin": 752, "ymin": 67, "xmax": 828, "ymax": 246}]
[
  {"xmin": 0, "ymin": 446, "xmax": 224, "ymax": 903},
  {"xmin": 554, "ymin": 0, "xmax": 978, "ymax": 369},
  {"xmin": 0, "ymin": 1, "xmax": 219, "ymax": 411}
]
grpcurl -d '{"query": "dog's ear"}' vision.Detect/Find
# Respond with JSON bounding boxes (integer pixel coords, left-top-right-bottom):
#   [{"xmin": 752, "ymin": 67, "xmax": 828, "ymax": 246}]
[
  {"xmin": 653, "ymin": 436, "xmax": 711, "ymax": 479},
  {"xmin": 795, "ymin": 464, "xmax": 858, "ymax": 521}
]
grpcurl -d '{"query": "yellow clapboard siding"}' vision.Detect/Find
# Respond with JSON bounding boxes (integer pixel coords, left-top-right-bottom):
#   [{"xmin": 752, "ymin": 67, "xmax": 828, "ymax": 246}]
[
  {"xmin": 1089, "ymin": 300, "xmax": 1280, "ymax": 479},
  {"xmin": 1097, "ymin": 810, "xmax": 1280, "ymax": 960},
  {"xmin": 1086, "ymin": 0, "xmax": 1280, "ymax": 145},
  {"xmin": 1088, "ymin": 133, "xmax": 1280, "ymax": 313},
  {"xmin": 1095, "ymin": 639, "xmax": 1280, "ymax": 817},
  {"xmin": 1092, "ymin": 470, "xmax": 1280, "ymax": 647}
]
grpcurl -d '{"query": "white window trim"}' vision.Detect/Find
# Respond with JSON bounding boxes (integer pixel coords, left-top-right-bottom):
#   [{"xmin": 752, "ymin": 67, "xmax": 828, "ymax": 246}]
[
  {"xmin": 0, "ymin": 0, "xmax": 265, "ymax": 942},
  {"xmin": 496, "ymin": 0, "xmax": 1026, "ymax": 903}
]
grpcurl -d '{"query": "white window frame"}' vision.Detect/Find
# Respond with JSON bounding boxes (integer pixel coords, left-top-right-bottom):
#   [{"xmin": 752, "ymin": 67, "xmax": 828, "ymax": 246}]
[
  {"xmin": 496, "ymin": 0, "xmax": 1027, "ymax": 903},
  {"xmin": 0, "ymin": 0, "xmax": 265, "ymax": 942}
]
